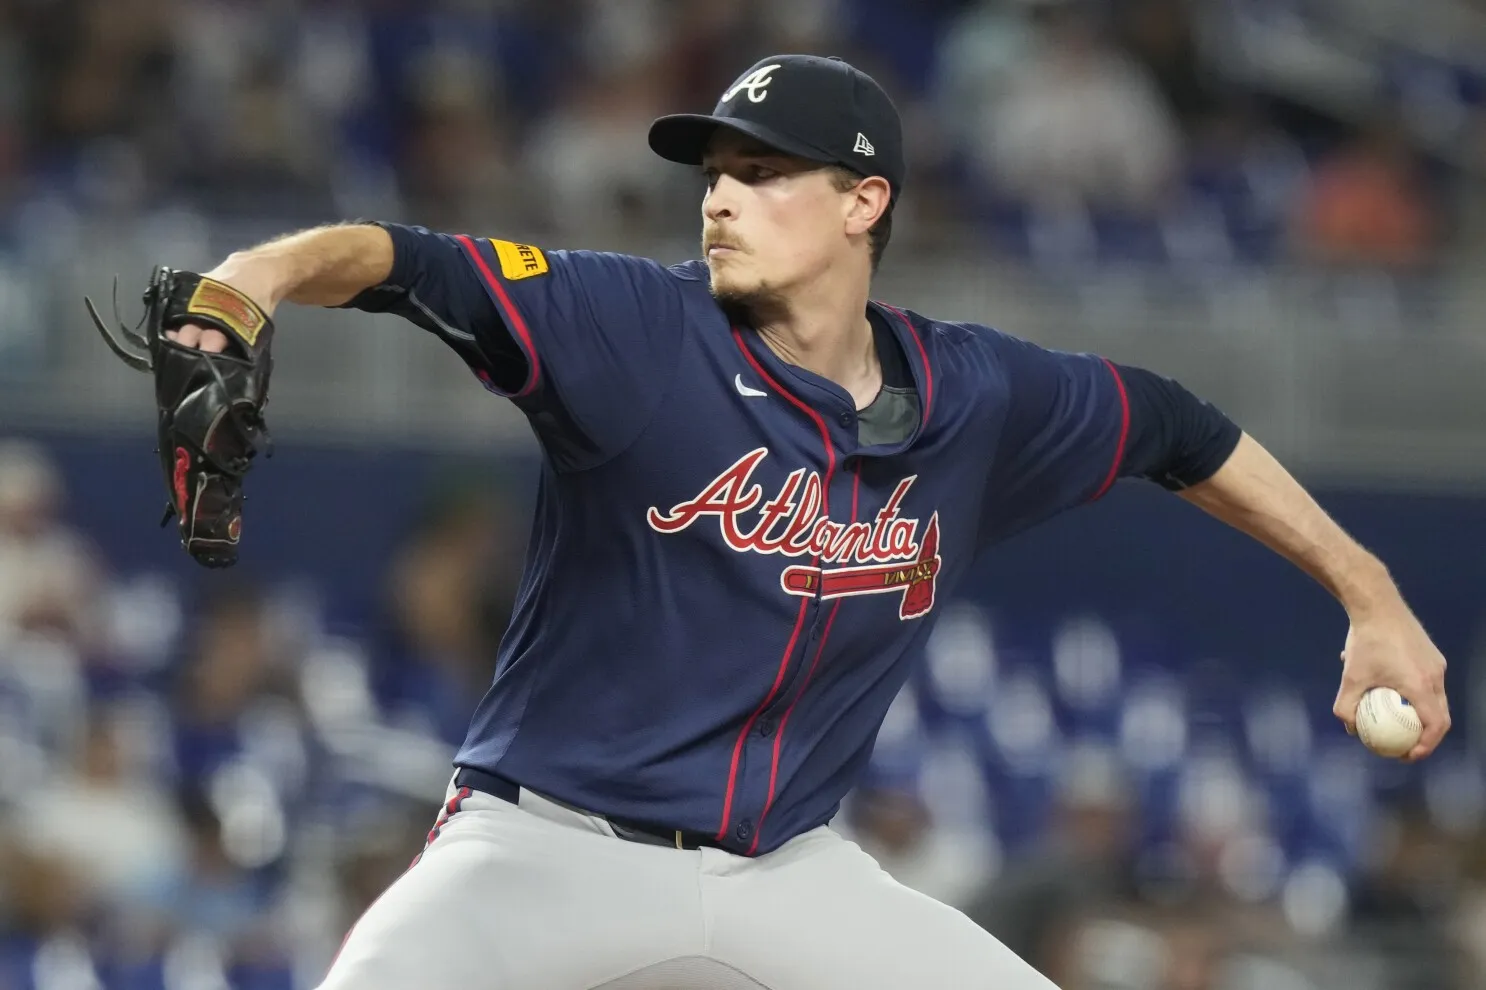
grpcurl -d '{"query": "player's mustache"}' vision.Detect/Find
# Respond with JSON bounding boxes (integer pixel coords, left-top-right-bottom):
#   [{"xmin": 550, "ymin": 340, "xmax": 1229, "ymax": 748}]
[{"xmin": 703, "ymin": 230, "xmax": 745, "ymax": 254}]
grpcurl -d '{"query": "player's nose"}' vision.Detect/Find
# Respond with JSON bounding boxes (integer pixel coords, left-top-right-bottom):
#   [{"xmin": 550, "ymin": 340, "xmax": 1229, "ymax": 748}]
[{"xmin": 702, "ymin": 176, "xmax": 740, "ymax": 221}]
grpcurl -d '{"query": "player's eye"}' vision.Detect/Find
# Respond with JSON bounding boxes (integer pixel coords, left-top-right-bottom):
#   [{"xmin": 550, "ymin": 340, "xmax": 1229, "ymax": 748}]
[{"xmin": 700, "ymin": 164, "xmax": 778, "ymax": 189}]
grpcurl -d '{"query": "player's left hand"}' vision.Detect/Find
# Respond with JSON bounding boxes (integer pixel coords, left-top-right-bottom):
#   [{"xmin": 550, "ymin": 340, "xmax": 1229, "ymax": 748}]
[{"xmin": 1334, "ymin": 603, "xmax": 1449, "ymax": 761}]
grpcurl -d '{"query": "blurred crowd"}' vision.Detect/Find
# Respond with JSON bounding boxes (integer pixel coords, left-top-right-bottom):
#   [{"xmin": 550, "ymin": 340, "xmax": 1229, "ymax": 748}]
[
  {"xmin": 0, "ymin": 438, "xmax": 522, "ymax": 990},
  {"xmin": 3, "ymin": 426, "xmax": 1486, "ymax": 990},
  {"xmin": 0, "ymin": 0, "xmax": 1482, "ymax": 270}
]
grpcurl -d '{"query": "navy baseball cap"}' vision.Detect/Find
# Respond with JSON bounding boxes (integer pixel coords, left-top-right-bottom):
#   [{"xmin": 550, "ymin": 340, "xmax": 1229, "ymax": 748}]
[{"xmin": 649, "ymin": 54, "xmax": 905, "ymax": 200}]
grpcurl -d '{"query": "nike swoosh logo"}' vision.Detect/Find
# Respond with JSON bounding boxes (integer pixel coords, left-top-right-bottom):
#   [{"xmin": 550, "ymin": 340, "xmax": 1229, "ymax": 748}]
[{"xmin": 735, "ymin": 374, "xmax": 768, "ymax": 398}]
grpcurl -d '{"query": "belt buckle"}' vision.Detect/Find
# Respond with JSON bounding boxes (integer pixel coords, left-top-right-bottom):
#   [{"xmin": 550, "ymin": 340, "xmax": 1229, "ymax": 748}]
[{"xmin": 675, "ymin": 829, "xmax": 684, "ymax": 850}]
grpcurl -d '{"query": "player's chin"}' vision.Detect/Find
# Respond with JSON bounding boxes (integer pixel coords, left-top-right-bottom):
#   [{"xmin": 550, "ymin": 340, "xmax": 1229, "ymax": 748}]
[{"xmin": 708, "ymin": 269, "xmax": 758, "ymax": 303}]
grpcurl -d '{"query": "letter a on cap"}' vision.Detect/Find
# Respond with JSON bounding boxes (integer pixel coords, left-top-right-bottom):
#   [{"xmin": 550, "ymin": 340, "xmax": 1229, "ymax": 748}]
[
  {"xmin": 723, "ymin": 65, "xmax": 781, "ymax": 104},
  {"xmin": 854, "ymin": 133, "xmax": 875, "ymax": 156}
]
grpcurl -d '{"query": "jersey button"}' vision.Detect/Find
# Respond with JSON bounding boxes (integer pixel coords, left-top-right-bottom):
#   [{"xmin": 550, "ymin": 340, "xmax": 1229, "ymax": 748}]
[
  {"xmin": 758, "ymin": 717, "xmax": 775, "ymax": 738},
  {"xmin": 838, "ymin": 412, "xmax": 854, "ymax": 428},
  {"xmin": 735, "ymin": 820, "xmax": 754, "ymax": 841}
]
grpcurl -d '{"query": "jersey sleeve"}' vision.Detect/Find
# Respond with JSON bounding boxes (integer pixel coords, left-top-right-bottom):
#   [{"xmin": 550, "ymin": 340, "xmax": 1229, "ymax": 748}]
[
  {"xmin": 341, "ymin": 222, "xmax": 685, "ymax": 470},
  {"xmin": 979, "ymin": 332, "xmax": 1133, "ymax": 545}
]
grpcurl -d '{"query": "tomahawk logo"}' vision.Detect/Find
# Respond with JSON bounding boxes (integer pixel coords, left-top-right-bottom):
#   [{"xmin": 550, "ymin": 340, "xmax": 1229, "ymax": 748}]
[
  {"xmin": 646, "ymin": 448, "xmax": 942, "ymax": 620},
  {"xmin": 722, "ymin": 65, "xmax": 781, "ymax": 104}
]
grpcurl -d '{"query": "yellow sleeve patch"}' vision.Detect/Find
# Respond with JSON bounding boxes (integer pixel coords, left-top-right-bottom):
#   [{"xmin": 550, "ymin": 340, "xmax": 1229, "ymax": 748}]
[{"xmin": 490, "ymin": 239, "xmax": 549, "ymax": 280}]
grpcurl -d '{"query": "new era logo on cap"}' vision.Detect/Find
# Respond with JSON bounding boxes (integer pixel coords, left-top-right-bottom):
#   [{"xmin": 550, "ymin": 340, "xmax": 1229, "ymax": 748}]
[{"xmin": 854, "ymin": 133, "xmax": 875, "ymax": 156}]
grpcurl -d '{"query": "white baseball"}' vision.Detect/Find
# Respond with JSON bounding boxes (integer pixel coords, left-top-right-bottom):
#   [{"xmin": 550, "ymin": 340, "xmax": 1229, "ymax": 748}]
[{"xmin": 1355, "ymin": 687, "xmax": 1422, "ymax": 759}]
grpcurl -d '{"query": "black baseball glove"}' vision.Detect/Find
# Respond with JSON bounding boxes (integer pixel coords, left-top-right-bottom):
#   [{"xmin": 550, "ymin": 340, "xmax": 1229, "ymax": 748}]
[{"xmin": 87, "ymin": 268, "xmax": 275, "ymax": 567}]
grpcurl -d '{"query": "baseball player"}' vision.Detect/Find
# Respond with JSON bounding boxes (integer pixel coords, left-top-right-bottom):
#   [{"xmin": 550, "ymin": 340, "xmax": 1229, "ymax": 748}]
[{"xmin": 117, "ymin": 55, "xmax": 1448, "ymax": 989}]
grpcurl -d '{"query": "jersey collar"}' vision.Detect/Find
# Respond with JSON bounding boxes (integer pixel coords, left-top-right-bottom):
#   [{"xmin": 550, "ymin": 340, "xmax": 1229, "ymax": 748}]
[{"xmin": 730, "ymin": 301, "xmax": 934, "ymax": 457}]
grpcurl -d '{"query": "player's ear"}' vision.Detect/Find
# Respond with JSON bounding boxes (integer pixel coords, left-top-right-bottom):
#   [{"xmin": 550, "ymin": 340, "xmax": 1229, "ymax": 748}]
[{"xmin": 843, "ymin": 176, "xmax": 891, "ymax": 238}]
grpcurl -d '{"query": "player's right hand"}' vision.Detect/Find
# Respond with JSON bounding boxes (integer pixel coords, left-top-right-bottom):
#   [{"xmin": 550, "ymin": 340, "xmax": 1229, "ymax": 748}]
[{"xmin": 1334, "ymin": 604, "xmax": 1450, "ymax": 762}]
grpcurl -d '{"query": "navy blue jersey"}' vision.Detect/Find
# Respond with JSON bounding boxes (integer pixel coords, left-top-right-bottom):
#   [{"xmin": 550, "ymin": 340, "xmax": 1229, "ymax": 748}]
[{"xmin": 347, "ymin": 224, "xmax": 1221, "ymax": 856}]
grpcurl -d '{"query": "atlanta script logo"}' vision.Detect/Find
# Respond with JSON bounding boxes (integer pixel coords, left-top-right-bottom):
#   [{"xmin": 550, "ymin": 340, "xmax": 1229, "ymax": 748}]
[{"xmin": 646, "ymin": 448, "xmax": 941, "ymax": 620}]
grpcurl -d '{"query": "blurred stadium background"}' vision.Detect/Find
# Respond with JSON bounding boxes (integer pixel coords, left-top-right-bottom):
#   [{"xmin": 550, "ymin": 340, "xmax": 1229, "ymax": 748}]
[{"xmin": 1, "ymin": 0, "xmax": 1485, "ymax": 987}]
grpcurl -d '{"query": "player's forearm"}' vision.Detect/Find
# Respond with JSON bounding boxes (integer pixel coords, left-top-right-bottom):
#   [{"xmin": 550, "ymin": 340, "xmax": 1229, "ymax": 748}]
[
  {"xmin": 210, "ymin": 224, "xmax": 394, "ymax": 311},
  {"xmin": 1178, "ymin": 433, "xmax": 1398, "ymax": 618}
]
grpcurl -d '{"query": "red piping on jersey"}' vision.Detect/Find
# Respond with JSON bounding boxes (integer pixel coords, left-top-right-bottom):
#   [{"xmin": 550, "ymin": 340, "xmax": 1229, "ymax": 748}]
[
  {"xmin": 731, "ymin": 329, "xmax": 837, "ymax": 473},
  {"xmin": 1090, "ymin": 359, "xmax": 1131, "ymax": 501},
  {"xmin": 878, "ymin": 304, "xmax": 933, "ymax": 428},
  {"xmin": 745, "ymin": 462, "xmax": 863, "ymax": 854},
  {"xmin": 720, "ymin": 328, "xmax": 837, "ymax": 845},
  {"xmin": 748, "ymin": 600, "xmax": 841, "ymax": 855},
  {"xmin": 851, "ymin": 461, "xmax": 861, "ymax": 526},
  {"xmin": 716, "ymin": 597, "xmax": 810, "ymax": 839},
  {"xmin": 455, "ymin": 235, "xmax": 541, "ymax": 398}
]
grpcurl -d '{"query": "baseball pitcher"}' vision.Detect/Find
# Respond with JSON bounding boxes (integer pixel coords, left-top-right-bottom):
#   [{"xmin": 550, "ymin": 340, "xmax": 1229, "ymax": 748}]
[{"xmin": 93, "ymin": 55, "xmax": 1449, "ymax": 989}]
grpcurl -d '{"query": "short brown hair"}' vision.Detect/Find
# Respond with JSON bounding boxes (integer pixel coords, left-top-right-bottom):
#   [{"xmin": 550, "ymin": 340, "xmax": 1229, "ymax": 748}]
[{"xmin": 829, "ymin": 167, "xmax": 894, "ymax": 272}]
